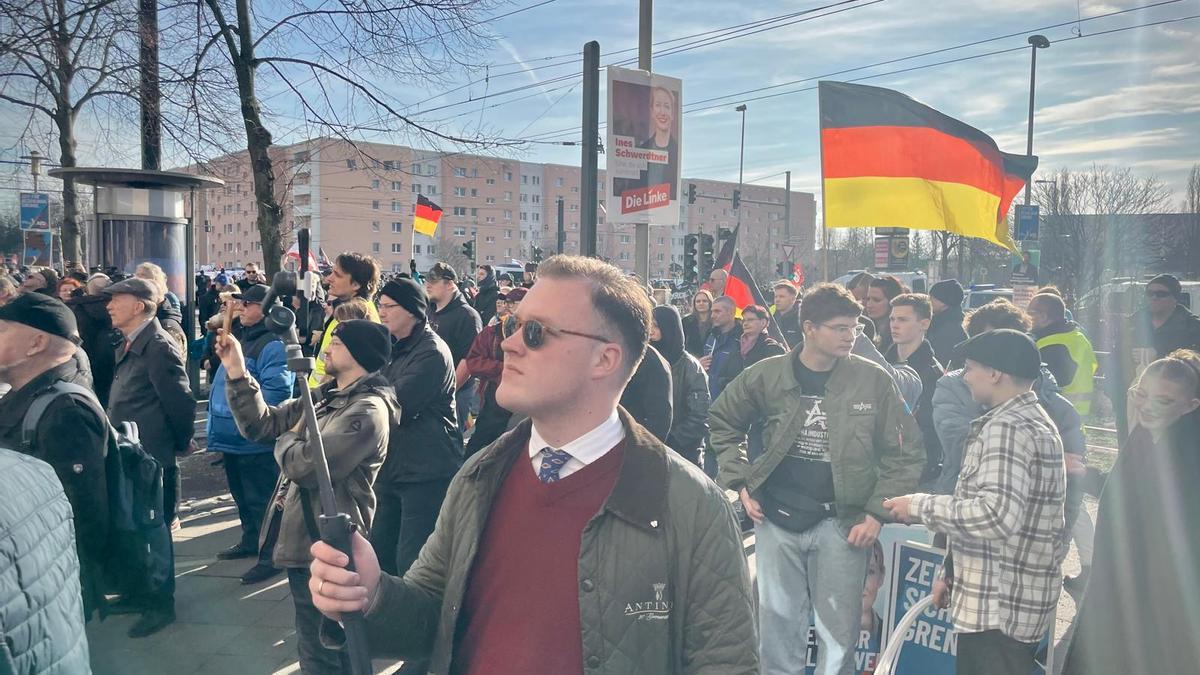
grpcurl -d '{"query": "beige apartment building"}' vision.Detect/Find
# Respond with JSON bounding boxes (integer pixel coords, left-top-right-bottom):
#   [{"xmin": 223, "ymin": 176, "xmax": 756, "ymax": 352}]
[{"xmin": 194, "ymin": 138, "xmax": 815, "ymax": 281}]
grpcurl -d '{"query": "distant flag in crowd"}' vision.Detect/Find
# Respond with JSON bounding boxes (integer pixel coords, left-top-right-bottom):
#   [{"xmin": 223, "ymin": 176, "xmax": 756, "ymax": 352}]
[
  {"xmin": 818, "ymin": 81, "xmax": 1037, "ymax": 252},
  {"xmin": 413, "ymin": 194, "xmax": 444, "ymax": 237},
  {"xmin": 709, "ymin": 227, "xmax": 786, "ymax": 344},
  {"xmin": 790, "ymin": 262, "xmax": 805, "ymax": 287}
]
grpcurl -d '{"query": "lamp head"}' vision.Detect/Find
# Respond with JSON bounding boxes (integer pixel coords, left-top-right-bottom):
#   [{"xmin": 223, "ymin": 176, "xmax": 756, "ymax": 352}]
[{"xmin": 1029, "ymin": 34, "xmax": 1050, "ymax": 49}]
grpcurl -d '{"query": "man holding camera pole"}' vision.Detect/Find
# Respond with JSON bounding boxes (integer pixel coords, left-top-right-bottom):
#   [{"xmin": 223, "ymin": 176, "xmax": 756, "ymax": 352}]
[{"xmin": 214, "ymin": 318, "xmax": 398, "ymax": 672}]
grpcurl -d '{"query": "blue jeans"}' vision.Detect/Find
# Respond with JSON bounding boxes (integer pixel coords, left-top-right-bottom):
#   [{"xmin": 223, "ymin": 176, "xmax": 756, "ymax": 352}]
[{"xmin": 756, "ymin": 517, "xmax": 869, "ymax": 675}]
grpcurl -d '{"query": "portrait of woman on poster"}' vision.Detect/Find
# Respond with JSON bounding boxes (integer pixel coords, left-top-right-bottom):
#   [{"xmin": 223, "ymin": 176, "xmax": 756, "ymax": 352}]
[{"xmin": 637, "ymin": 85, "xmax": 679, "ymax": 200}]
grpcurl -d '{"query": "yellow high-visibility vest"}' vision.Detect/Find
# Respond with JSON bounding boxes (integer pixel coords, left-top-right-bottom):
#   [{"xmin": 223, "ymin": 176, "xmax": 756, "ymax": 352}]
[{"xmin": 1036, "ymin": 328, "xmax": 1098, "ymax": 416}]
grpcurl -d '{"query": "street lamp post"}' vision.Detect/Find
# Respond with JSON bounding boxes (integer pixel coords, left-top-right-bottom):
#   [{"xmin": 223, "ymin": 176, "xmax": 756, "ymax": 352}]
[
  {"xmin": 735, "ymin": 104, "xmax": 747, "ymax": 229},
  {"xmin": 1024, "ymin": 34, "xmax": 1050, "ymax": 206}
]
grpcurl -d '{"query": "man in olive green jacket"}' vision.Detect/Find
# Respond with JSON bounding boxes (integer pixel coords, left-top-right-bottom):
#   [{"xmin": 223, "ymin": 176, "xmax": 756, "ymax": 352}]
[
  {"xmin": 308, "ymin": 256, "xmax": 756, "ymax": 674},
  {"xmin": 710, "ymin": 283, "xmax": 922, "ymax": 675}
]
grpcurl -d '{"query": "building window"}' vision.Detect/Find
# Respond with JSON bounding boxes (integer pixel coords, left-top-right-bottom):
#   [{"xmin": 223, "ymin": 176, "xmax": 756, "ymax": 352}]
[
  {"xmin": 411, "ymin": 162, "xmax": 421, "ymax": 174},
  {"xmin": 470, "ymin": 188, "xmax": 478, "ymax": 197},
  {"xmin": 571, "ymin": 186, "xmax": 579, "ymax": 193},
  {"xmin": 657, "ymin": 253, "xmax": 665, "ymax": 261},
  {"xmin": 532, "ymin": 195, "xmax": 541, "ymax": 204},
  {"xmin": 454, "ymin": 187, "xmax": 467, "ymax": 197},
  {"xmin": 412, "ymin": 184, "xmax": 422, "ymax": 194},
  {"xmin": 521, "ymin": 175, "xmax": 528, "ymax": 185},
  {"xmin": 485, "ymin": 216, "xmax": 496, "ymax": 223},
  {"xmin": 427, "ymin": 185, "xmax": 437, "ymax": 195},
  {"xmin": 372, "ymin": 242, "xmax": 381, "ymax": 253},
  {"xmin": 485, "ymin": 197, "xmax": 496, "ymax": 204},
  {"xmin": 392, "ymin": 181, "xmax": 402, "ymax": 191},
  {"xmin": 392, "ymin": 243, "xmax": 403, "ymax": 253},
  {"xmin": 485, "ymin": 236, "xmax": 496, "ymax": 243},
  {"xmin": 392, "ymin": 222, "xmax": 403, "ymax": 233},
  {"xmin": 393, "ymin": 263, "xmax": 404, "ymax": 273},
  {"xmin": 504, "ymin": 230, "xmax": 512, "ymax": 239},
  {"xmin": 454, "ymin": 167, "xmax": 467, "ymax": 177},
  {"xmin": 371, "ymin": 221, "xmax": 380, "ymax": 232},
  {"xmin": 504, "ymin": 210, "xmax": 512, "ymax": 220},
  {"xmin": 486, "ymin": 178, "xmax": 495, "ymax": 185},
  {"xmin": 372, "ymin": 200, "xmax": 380, "ymax": 210},
  {"xmin": 383, "ymin": 160, "xmax": 394, "ymax": 171},
  {"xmin": 619, "ymin": 251, "xmax": 630, "ymax": 261},
  {"xmin": 532, "ymin": 176, "xmax": 540, "ymax": 185},
  {"xmin": 426, "ymin": 164, "xmax": 437, "ymax": 176},
  {"xmin": 413, "ymin": 244, "xmax": 422, "ymax": 254},
  {"xmin": 346, "ymin": 159, "xmax": 358, "ymax": 170},
  {"xmin": 471, "ymin": 208, "xmax": 478, "ymax": 216},
  {"xmin": 620, "ymin": 235, "xmax": 631, "ymax": 244},
  {"xmin": 392, "ymin": 201, "xmax": 402, "ymax": 212},
  {"xmin": 453, "ymin": 227, "xmax": 467, "ymax": 236},
  {"xmin": 292, "ymin": 150, "xmax": 310, "ymax": 164},
  {"xmin": 504, "ymin": 191, "xmax": 512, "ymax": 201},
  {"xmin": 371, "ymin": 179, "xmax": 381, "ymax": 190},
  {"xmin": 555, "ymin": 177, "xmax": 564, "ymax": 187},
  {"xmin": 505, "ymin": 171, "xmax": 513, "ymax": 181},
  {"xmin": 532, "ymin": 213, "xmax": 540, "ymax": 222},
  {"xmin": 453, "ymin": 207, "xmax": 468, "ymax": 216},
  {"xmin": 520, "ymin": 194, "xmax": 528, "ymax": 203},
  {"xmin": 520, "ymin": 212, "xmax": 527, "ymax": 221}
]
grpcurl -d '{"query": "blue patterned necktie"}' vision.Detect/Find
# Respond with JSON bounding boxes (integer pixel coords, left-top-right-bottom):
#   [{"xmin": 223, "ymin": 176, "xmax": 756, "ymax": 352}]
[{"xmin": 537, "ymin": 447, "xmax": 573, "ymax": 483}]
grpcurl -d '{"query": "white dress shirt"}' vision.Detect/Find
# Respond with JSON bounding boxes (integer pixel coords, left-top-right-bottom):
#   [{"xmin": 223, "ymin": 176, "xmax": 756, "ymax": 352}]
[{"xmin": 527, "ymin": 409, "xmax": 625, "ymax": 480}]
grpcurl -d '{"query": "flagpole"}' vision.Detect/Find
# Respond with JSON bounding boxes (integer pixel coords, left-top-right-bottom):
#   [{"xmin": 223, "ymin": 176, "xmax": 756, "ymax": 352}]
[{"xmin": 818, "ymin": 85, "xmax": 829, "ymax": 282}]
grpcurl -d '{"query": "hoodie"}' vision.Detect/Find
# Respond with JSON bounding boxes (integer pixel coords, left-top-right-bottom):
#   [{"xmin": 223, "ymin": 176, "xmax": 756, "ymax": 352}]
[
  {"xmin": 430, "ymin": 290, "xmax": 483, "ymax": 365},
  {"xmin": 652, "ymin": 306, "xmax": 710, "ymax": 459},
  {"xmin": 651, "ymin": 305, "xmax": 686, "ymax": 364},
  {"xmin": 68, "ymin": 294, "xmax": 119, "ymax": 406},
  {"xmin": 473, "ymin": 269, "xmax": 500, "ymax": 326}
]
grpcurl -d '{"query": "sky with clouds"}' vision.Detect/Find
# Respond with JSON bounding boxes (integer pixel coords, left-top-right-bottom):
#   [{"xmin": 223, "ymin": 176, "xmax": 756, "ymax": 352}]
[{"xmin": 3, "ymin": 0, "xmax": 1197, "ymax": 214}]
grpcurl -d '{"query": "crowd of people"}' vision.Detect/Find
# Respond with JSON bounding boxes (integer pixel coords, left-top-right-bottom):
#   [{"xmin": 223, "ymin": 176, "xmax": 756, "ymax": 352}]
[{"xmin": 1, "ymin": 253, "xmax": 1198, "ymax": 675}]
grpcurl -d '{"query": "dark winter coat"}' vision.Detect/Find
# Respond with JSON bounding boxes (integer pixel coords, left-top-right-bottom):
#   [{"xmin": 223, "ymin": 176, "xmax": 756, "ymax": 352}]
[
  {"xmin": 651, "ymin": 306, "xmax": 710, "ymax": 459},
  {"xmin": 1063, "ymin": 413, "xmax": 1200, "ymax": 675},
  {"xmin": 619, "ymin": 345, "xmax": 674, "ymax": 443},
  {"xmin": 472, "ymin": 271, "xmax": 500, "ymax": 327},
  {"xmin": 69, "ymin": 293, "xmax": 118, "ymax": 406},
  {"xmin": 0, "ymin": 448, "xmax": 91, "ymax": 674},
  {"xmin": 703, "ymin": 324, "xmax": 743, "ymax": 400},
  {"xmin": 885, "ymin": 340, "xmax": 945, "ymax": 484},
  {"xmin": 347, "ymin": 409, "xmax": 758, "ymax": 674},
  {"xmin": 107, "ymin": 317, "xmax": 197, "ymax": 466},
  {"xmin": 379, "ymin": 323, "xmax": 464, "ymax": 483},
  {"xmin": 774, "ymin": 303, "xmax": 802, "ymax": 351},
  {"xmin": 0, "ymin": 359, "xmax": 108, "ymax": 618},
  {"xmin": 681, "ymin": 311, "xmax": 711, "ymax": 357},
  {"xmin": 927, "ymin": 306, "xmax": 968, "ymax": 366},
  {"xmin": 430, "ymin": 290, "xmax": 482, "ymax": 365},
  {"xmin": 741, "ymin": 332, "xmax": 786, "ymax": 368}
]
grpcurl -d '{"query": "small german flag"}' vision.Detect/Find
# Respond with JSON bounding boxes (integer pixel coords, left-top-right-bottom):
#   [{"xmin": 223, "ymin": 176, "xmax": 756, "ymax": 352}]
[
  {"xmin": 708, "ymin": 227, "xmax": 787, "ymax": 345},
  {"xmin": 819, "ymin": 81, "xmax": 1037, "ymax": 252},
  {"xmin": 413, "ymin": 194, "xmax": 443, "ymax": 237}
]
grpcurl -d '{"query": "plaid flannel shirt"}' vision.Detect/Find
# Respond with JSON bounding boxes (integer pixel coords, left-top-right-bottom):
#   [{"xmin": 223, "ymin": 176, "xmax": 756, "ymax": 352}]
[{"xmin": 908, "ymin": 391, "xmax": 1067, "ymax": 642}]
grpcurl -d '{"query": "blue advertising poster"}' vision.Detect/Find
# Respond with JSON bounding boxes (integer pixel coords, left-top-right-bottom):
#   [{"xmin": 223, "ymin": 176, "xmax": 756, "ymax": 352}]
[
  {"xmin": 1015, "ymin": 204, "xmax": 1039, "ymax": 242},
  {"xmin": 802, "ymin": 524, "xmax": 930, "ymax": 674},
  {"xmin": 20, "ymin": 192, "xmax": 50, "ymax": 230},
  {"xmin": 883, "ymin": 541, "xmax": 1052, "ymax": 675}
]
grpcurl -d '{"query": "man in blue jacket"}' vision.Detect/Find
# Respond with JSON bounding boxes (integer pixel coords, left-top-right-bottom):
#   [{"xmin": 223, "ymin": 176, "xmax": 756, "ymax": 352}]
[{"xmin": 206, "ymin": 284, "xmax": 295, "ymax": 584}]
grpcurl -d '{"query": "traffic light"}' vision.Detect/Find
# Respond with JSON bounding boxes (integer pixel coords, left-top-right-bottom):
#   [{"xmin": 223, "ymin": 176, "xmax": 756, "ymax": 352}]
[
  {"xmin": 461, "ymin": 240, "xmax": 475, "ymax": 262},
  {"xmin": 687, "ymin": 183, "xmax": 697, "ymax": 205},
  {"xmin": 699, "ymin": 233, "xmax": 715, "ymax": 279},
  {"xmin": 776, "ymin": 261, "xmax": 788, "ymax": 277},
  {"xmin": 683, "ymin": 234, "xmax": 698, "ymax": 285},
  {"xmin": 531, "ymin": 245, "xmax": 543, "ymax": 263},
  {"xmin": 731, "ymin": 189, "xmax": 741, "ymax": 210}
]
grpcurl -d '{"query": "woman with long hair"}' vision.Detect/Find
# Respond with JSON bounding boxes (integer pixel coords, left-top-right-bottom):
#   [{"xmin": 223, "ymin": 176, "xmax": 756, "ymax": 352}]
[
  {"xmin": 1062, "ymin": 349, "xmax": 1200, "ymax": 675},
  {"xmin": 682, "ymin": 289, "xmax": 713, "ymax": 357}
]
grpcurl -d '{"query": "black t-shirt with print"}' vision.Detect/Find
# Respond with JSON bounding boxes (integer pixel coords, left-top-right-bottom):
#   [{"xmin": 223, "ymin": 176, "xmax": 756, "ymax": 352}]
[{"xmin": 761, "ymin": 353, "xmax": 836, "ymax": 505}]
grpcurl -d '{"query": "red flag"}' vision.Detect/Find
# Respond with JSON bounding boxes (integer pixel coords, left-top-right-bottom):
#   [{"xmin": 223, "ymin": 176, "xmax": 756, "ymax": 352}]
[{"xmin": 792, "ymin": 262, "xmax": 805, "ymax": 286}]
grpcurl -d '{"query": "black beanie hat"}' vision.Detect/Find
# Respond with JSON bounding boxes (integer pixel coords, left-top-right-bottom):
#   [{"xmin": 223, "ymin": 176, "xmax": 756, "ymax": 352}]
[
  {"xmin": 929, "ymin": 279, "xmax": 965, "ymax": 308},
  {"xmin": 0, "ymin": 292, "xmax": 80, "ymax": 343},
  {"xmin": 333, "ymin": 320, "xmax": 391, "ymax": 373},
  {"xmin": 379, "ymin": 277, "xmax": 428, "ymax": 320}
]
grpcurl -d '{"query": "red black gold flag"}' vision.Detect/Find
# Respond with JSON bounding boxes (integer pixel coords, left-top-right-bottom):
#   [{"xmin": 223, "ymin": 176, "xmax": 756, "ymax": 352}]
[
  {"xmin": 708, "ymin": 227, "xmax": 787, "ymax": 345},
  {"xmin": 414, "ymin": 194, "xmax": 444, "ymax": 237},
  {"xmin": 819, "ymin": 81, "xmax": 1037, "ymax": 252}
]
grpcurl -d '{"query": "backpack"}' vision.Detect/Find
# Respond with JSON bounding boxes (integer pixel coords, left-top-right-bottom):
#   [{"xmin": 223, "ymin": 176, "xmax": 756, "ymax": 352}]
[
  {"xmin": 22, "ymin": 381, "xmax": 173, "ymax": 611},
  {"xmin": 22, "ymin": 381, "xmax": 164, "ymax": 531}
]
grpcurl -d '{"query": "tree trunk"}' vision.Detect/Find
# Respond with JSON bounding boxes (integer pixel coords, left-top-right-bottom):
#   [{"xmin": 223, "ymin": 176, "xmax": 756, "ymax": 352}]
[
  {"xmin": 55, "ymin": 109, "xmax": 82, "ymax": 265},
  {"xmin": 233, "ymin": 59, "xmax": 284, "ymax": 277}
]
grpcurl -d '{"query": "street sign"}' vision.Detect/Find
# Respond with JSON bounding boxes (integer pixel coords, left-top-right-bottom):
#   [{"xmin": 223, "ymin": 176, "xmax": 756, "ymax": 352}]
[
  {"xmin": 1015, "ymin": 204, "xmax": 1039, "ymax": 241},
  {"xmin": 782, "ymin": 244, "xmax": 796, "ymax": 260},
  {"xmin": 19, "ymin": 192, "xmax": 50, "ymax": 231}
]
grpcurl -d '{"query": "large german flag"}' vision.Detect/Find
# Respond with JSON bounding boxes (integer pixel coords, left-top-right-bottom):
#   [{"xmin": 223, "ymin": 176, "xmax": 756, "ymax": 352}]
[
  {"xmin": 413, "ymin": 194, "xmax": 443, "ymax": 237},
  {"xmin": 819, "ymin": 81, "xmax": 1037, "ymax": 252}
]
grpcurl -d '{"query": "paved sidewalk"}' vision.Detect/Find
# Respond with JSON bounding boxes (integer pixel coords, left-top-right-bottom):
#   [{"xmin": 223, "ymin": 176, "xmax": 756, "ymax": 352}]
[{"xmin": 85, "ymin": 495, "xmax": 404, "ymax": 674}]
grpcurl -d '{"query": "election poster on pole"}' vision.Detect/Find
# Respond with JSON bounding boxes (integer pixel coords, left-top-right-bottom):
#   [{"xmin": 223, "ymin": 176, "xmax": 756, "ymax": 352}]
[{"xmin": 606, "ymin": 66, "xmax": 682, "ymax": 227}]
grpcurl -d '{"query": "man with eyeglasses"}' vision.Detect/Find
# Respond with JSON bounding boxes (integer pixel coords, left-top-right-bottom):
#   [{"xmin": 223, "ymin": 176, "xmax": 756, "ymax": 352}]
[
  {"xmin": 206, "ymin": 284, "xmax": 295, "ymax": 585},
  {"xmin": 710, "ymin": 282, "xmax": 922, "ymax": 675},
  {"xmin": 307, "ymin": 255, "xmax": 757, "ymax": 674},
  {"xmin": 372, "ymin": 277, "xmax": 463, "ymax": 582}
]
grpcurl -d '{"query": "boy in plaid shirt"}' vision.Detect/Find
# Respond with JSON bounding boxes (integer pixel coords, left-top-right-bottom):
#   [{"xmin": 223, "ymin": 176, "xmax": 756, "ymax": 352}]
[{"xmin": 885, "ymin": 329, "xmax": 1067, "ymax": 675}]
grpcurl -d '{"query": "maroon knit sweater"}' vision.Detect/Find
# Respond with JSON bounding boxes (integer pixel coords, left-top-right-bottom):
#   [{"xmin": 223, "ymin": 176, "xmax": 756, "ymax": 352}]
[{"xmin": 451, "ymin": 441, "xmax": 625, "ymax": 675}]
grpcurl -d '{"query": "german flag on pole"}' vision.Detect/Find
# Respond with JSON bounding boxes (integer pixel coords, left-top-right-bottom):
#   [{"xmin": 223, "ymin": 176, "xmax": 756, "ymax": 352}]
[
  {"xmin": 819, "ymin": 81, "xmax": 1037, "ymax": 252},
  {"xmin": 413, "ymin": 194, "xmax": 443, "ymax": 237},
  {"xmin": 708, "ymin": 227, "xmax": 788, "ymax": 345}
]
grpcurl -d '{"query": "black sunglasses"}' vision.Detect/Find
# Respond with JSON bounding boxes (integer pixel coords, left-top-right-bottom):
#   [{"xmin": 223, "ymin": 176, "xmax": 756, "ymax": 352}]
[
  {"xmin": 511, "ymin": 317, "xmax": 612, "ymax": 350},
  {"xmin": 1145, "ymin": 290, "xmax": 1174, "ymax": 299}
]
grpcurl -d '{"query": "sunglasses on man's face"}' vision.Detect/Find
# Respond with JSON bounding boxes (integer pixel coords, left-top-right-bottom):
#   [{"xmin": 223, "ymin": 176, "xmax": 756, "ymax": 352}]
[
  {"xmin": 511, "ymin": 317, "xmax": 612, "ymax": 350},
  {"xmin": 1146, "ymin": 290, "xmax": 1173, "ymax": 299}
]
